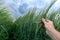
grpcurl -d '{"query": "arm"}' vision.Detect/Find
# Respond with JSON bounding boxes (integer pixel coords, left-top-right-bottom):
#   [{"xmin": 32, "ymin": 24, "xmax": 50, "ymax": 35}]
[
  {"xmin": 46, "ymin": 28, "xmax": 60, "ymax": 40},
  {"xmin": 42, "ymin": 18, "xmax": 60, "ymax": 40}
]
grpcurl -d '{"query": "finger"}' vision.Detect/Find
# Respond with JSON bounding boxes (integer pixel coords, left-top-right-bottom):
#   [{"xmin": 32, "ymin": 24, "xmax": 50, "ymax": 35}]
[
  {"xmin": 45, "ymin": 19, "xmax": 51, "ymax": 22},
  {"xmin": 45, "ymin": 19, "xmax": 50, "ymax": 22},
  {"xmin": 42, "ymin": 18, "xmax": 46, "ymax": 24}
]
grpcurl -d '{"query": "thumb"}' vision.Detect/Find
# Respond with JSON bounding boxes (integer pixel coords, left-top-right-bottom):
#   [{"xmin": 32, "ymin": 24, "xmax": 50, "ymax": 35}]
[{"xmin": 42, "ymin": 18, "xmax": 46, "ymax": 24}]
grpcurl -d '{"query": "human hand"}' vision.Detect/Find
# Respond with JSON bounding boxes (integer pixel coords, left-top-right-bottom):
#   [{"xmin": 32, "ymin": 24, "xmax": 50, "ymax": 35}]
[
  {"xmin": 42, "ymin": 18, "xmax": 55, "ymax": 31},
  {"xmin": 42, "ymin": 18, "xmax": 60, "ymax": 40}
]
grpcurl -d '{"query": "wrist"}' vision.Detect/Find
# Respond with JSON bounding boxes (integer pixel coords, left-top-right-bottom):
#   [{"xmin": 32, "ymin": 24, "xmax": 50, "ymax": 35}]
[{"xmin": 46, "ymin": 28, "xmax": 56, "ymax": 33}]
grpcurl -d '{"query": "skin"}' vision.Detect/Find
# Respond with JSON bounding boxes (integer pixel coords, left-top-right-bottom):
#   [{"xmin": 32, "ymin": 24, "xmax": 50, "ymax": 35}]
[{"xmin": 42, "ymin": 18, "xmax": 60, "ymax": 40}]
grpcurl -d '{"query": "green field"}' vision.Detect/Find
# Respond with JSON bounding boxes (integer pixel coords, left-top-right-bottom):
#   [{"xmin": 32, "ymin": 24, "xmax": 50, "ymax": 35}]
[{"xmin": 0, "ymin": 0, "xmax": 60, "ymax": 40}]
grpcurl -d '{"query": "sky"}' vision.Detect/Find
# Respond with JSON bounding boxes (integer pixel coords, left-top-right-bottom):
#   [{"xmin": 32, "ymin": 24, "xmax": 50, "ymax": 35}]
[{"xmin": 3, "ymin": 0, "xmax": 60, "ymax": 19}]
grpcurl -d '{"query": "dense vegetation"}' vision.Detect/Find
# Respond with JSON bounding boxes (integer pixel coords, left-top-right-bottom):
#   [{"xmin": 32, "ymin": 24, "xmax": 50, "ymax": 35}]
[{"xmin": 0, "ymin": 0, "xmax": 60, "ymax": 40}]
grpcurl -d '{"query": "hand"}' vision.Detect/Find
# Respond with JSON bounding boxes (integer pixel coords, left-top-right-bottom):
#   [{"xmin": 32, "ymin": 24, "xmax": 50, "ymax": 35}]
[
  {"xmin": 42, "ymin": 18, "xmax": 60, "ymax": 40},
  {"xmin": 42, "ymin": 18, "xmax": 55, "ymax": 31}
]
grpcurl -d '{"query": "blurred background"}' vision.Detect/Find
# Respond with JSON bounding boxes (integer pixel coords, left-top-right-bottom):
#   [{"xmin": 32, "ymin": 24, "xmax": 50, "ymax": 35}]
[{"xmin": 3, "ymin": 0, "xmax": 60, "ymax": 19}]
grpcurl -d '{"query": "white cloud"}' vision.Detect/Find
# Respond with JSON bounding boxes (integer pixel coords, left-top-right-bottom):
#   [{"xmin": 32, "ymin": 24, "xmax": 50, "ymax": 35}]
[
  {"xmin": 54, "ymin": 0, "xmax": 60, "ymax": 8},
  {"xmin": 3, "ymin": 0, "xmax": 60, "ymax": 19},
  {"xmin": 49, "ymin": 0, "xmax": 60, "ymax": 11}
]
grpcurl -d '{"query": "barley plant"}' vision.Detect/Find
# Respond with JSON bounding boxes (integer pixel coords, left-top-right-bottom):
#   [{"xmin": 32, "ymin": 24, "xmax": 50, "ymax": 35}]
[
  {"xmin": 0, "ymin": 1, "xmax": 13, "ymax": 40},
  {"xmin": 0, "ymin": 0, "xmax": 60, "ymax": 40}
]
